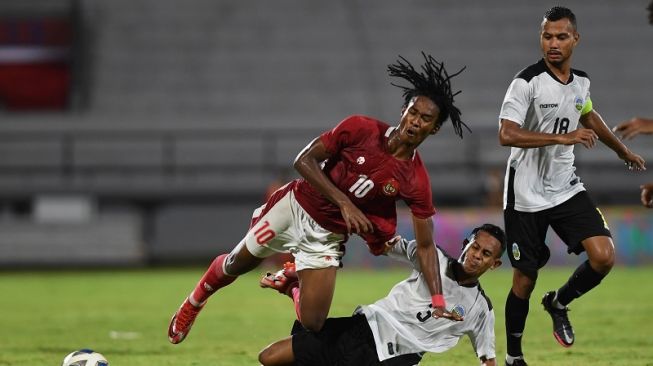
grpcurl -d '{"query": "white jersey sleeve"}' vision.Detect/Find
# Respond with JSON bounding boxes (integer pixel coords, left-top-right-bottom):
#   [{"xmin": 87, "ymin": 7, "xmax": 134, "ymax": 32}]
[
  {"xmin": 499, "ymin": 78, "xmax": 532, "ymax": 126},
  {"xmin": 386, "ymin": 237, "xmax": 420, "ymax": 270}
]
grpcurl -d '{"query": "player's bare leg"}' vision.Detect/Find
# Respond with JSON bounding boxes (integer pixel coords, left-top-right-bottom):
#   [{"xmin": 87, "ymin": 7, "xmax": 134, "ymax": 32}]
[
  {"xmin": 260, "ymin": 264, "xmax": 336, "ymax": 332},
  {"xmin": 543, "ymin": 236, "xmax": 613, "ymax": 347},
  {"xmin": 295, "ymin": 266, "xmax": 337, "ymax": 332},
  {"xmin": 581, "ymin": 236, "xmax": 615, "ymax": 275},
  {"xmin": 259, "ymin": 336, "xmax": 294, "ymax": 366},
  {"xmin": 168, "ymin": 243, "xmax": 264, "ymax": 344}
]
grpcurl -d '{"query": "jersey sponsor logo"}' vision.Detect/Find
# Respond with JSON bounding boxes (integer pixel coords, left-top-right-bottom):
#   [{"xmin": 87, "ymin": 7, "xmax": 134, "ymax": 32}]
[
  {"xmin": 382, "ymin": 178, "xmax": 399, "ymax": 197},
  {"xmin": 574, "ymin": 96, "xmax": 584, "ymax": 111},
  {"xmin": 451, "ymin": 304, "xmax": 466, "ymax": 318},
  {"xmin": 356, "ymin": 156, "xmax": 366, "ymax": 165},
  {"xmin": 539, "ymin": 103, "xmax": 558, "ymax": 109},
  {"xmin": 512, "ymin": 243, "xmax": 521, "ymax": 261}
]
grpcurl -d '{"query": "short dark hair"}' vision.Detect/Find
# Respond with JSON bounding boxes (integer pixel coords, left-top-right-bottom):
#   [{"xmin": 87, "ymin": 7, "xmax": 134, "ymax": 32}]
[
  {"xmin": 543, "ymin": 6, "xmax": 577, "ymax": 30},
  {"xmin": 648, "ymin": 0, "xmax": 653, "ymax": 24},
  {"xmin": 387, "ymin": 52, "xmax": 471, "ymax": 138},
  {"xmin": 471, "ymin": 223, "xmax": 507, "ymax": 257}
]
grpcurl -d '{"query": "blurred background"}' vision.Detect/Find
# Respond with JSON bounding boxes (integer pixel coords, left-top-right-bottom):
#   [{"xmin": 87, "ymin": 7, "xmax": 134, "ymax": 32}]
[{"xmin": 0, "ymin": 0, "xmax": 651, "ymax": 268}]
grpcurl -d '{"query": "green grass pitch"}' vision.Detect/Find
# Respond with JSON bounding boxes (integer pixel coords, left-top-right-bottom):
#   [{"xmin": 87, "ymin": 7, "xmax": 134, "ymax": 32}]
[{"xmin": 2, "ymin": 266, "xmax": 653, "ymax": 365}]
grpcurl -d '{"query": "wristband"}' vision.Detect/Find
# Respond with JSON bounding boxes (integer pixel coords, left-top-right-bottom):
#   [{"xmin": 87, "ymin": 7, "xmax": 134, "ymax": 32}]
[{"xmin": 431, "ymin": 294, "xmax": 446, "ymax": 308}]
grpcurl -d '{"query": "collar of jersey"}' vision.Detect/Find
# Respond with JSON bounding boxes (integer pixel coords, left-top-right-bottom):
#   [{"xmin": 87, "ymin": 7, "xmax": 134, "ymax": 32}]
[
  {"xmin": 445, "ymin": 257, "xmax": 479, "ymax": 288},
  {"xmin": 539, "ymin": 58, "xmax": 574, "ymax": 85}
]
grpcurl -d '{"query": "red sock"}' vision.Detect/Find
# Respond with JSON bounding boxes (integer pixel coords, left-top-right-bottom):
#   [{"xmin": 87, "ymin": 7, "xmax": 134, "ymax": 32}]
[
  {"xmin": 290, "ymin": 284, "xmax": 301, "ymax": 321},
  {"xmin": 190, "ymin": 254, "xmax": 236, "ymax": 305}
]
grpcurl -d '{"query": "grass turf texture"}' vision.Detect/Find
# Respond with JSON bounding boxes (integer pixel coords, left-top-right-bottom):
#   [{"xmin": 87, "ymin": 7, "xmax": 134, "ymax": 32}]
[{"xmin": 1, "ymin": 266, "xmax": 653, "ymax": 365}]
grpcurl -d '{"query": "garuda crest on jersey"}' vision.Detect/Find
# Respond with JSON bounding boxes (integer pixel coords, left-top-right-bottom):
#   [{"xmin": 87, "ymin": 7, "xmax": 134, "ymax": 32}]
[{"xmin": 382, "ymin": 178, "xmax": 400, "ymax": 197}]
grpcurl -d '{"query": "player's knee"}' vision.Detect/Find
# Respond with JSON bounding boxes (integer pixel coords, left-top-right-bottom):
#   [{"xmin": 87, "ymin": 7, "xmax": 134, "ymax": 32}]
[
  {"xmin": 223, "ymin": 247, "xmax": 263, "ymax": 276},
  {"xmin": 258, "ymin": 340, "xmax": 293, "ymax": 366},
  {"xmin": 297, "ymin": 305, "xmax": 328, "ymax": 332},
  {"xmin": 589, "ymin": 251, "xmax": 614, "ymax": 274},
  {"xmin": 512, "ymin": 282, "xmax": 535, "ymax": 299},
  {"xmin": 258, "ymin": 347, "xmax": 271, "ymax": 365},
  {"xmin": 300, "ymin": 316, "xmax": 325, "ymax": 332},
  {"xmin": 258, "ymin": 347, "xmax": 273, "ymax": 366},
  {"xmin": 584, "ymin": 238, "xmax": 616, "ymax": 274},
  {"xmin": 512, "ymin": 269, "xmax": 536, "ymax": 298},
  {"xmin": 258, "ymin": 344, "xmax": 278, "ymax": 366}
]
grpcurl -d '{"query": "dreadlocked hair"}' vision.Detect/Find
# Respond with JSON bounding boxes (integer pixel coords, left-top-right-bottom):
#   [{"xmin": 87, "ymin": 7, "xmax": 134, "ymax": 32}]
[{"xmin": 387, "ymin": 51, "xmax": 470, "ymax": 138}]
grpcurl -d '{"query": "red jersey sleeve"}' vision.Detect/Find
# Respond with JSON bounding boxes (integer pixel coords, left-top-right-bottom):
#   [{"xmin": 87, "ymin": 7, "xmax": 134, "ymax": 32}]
[
  {"xmin": 404, "ymin": 159, "xmax": 436, "ymax": 219},
  {"xmin": 319, "ymin": 115, "xmax": 372, "ymax": 155}
]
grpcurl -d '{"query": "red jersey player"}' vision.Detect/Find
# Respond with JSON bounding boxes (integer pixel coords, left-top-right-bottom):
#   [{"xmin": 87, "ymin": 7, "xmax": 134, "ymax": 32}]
[
  {"xmin": 294, "ymin": 114, "xmax": 436, "ymax": 255},
  {"xmin": 167, "ymin": 52, "xmax": 470, "ymax": 344}
]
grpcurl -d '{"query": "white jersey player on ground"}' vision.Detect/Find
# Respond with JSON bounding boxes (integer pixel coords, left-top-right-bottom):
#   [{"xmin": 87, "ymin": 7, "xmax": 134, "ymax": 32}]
[
  {"xmin": 258, "ymin": 223, "xmax": 506, "ymax": 366},
  {"xmin": 498, "ymin": 6, "xmax": 646, "ymax": 366}
]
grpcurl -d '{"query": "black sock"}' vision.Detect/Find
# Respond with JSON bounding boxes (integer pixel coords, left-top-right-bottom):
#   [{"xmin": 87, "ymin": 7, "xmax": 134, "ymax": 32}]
[
  {"xmin": 556, "ymin": 260, "xmax": 606, "ymax": 306},
  {"xmin": 505, "ymin": 290, "xmax": 529, "ymax": 357}
]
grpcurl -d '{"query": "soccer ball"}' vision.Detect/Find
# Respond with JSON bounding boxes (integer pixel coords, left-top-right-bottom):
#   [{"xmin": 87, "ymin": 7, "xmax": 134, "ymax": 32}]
[{"xmin": 61, "ymin": 349, "xmax": 109, "ymax": 366}]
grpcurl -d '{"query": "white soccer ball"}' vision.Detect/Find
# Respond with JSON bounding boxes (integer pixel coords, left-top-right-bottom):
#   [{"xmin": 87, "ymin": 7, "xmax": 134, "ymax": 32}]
[{"xmin": 61, "ymin": 349, "xmax": 109, "ymax": 366}]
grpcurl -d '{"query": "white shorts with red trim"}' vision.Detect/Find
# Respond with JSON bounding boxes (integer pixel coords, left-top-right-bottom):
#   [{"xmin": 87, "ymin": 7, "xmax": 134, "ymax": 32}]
[{"xmin": 240, "ymin": 188, "xmax": 345, "ymax": 271}]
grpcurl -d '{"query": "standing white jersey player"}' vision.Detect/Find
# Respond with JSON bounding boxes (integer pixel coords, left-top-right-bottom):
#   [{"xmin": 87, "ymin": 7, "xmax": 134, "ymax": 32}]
[
  {"xmin": 258, "ymin": 224, "xmax": 506, "ymax": 366},
  {"xmin": 498, "ymin": 7, "xmax": 646, "ymax": 366},
  {"xmin": 499, "ymin": 58, "xmax": 591, "ymax": 212}
]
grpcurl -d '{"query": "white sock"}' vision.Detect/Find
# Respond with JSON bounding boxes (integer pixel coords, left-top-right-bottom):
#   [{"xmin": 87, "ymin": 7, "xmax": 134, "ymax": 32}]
[
  {"xmin": 187, "ymin": 293, "xmax": 205, "ymax": 308},
  {"xmin": 506, "ymin": 354, "xmax": 524, "ymax": 364}
]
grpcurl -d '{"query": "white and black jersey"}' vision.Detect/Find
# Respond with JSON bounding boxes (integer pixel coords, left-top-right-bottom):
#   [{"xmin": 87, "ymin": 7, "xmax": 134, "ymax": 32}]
[
  {"xmin": 356, "ymin": 239, "xmax": 495, "ymax": 362},
  {"xmin": 499, "ymin": 59, "xmax": 593, "ymax": 212}
]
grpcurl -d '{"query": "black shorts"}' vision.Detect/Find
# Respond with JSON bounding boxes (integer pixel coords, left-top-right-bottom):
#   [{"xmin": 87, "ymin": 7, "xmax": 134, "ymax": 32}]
[
  {"xmin": 291, "ymin": 314, "xmax": 422, "ymax": 366},
  {"xmin": 504, "ymin": 191, "xmax": 611, "ymax": 279}
]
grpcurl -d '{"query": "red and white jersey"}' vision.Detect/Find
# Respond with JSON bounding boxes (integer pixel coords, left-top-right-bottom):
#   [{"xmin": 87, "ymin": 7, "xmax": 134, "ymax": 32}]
[{"xmin": 293, "ymin": 115, "xmax": 436, "ymax": 253}]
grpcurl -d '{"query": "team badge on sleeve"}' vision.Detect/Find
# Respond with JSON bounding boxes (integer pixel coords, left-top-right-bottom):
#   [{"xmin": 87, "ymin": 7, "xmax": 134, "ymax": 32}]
[{"xmin": 382, "ymin": 178, "xmax": 400, "ymax": 197}]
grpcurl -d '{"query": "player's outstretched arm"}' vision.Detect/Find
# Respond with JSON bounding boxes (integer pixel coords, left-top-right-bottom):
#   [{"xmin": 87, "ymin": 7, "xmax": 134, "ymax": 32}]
[
  {"xmin": 499, "ymin": 119, "xmax": 596, "ymax": 148},
  {"xmin": 412, "ymin": 216, "xmax": 462, "ymax": 321},
  {"xmin": 613, "ymin": 117, "xmax": 653, "ymax": 140},
  {"xmin": 294, "ymin": 137, "xmax": 373, "ymax": 234},
  {"xmin": 580, "ymin": 110, "xmax": 646, "ymax": 171}
]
